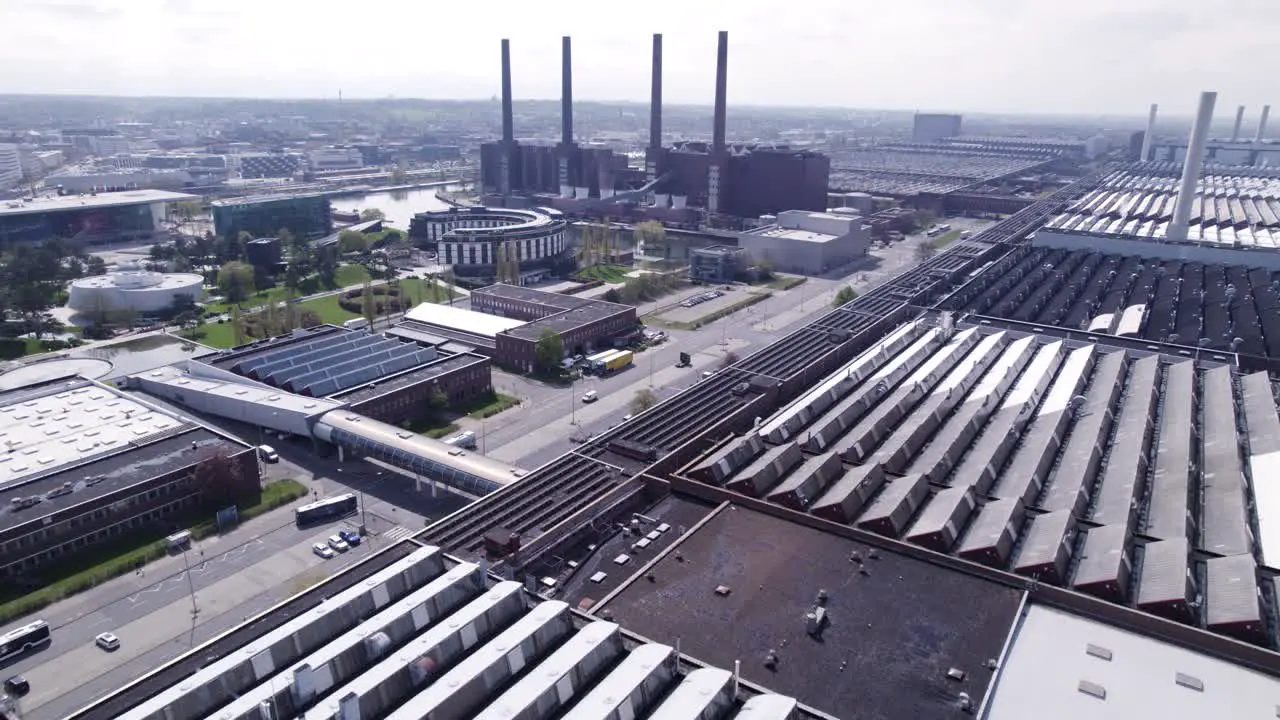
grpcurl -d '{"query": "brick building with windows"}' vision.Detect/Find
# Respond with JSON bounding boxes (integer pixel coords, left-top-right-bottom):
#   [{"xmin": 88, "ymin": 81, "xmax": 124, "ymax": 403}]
[{"xmin": 0, "ymin": 377, "xmax": 260, "ymax": 581}]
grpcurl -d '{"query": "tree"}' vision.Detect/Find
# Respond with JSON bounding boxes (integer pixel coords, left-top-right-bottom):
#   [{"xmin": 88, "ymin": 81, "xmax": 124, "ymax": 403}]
[
  {"xmin": 231, "ymin": 305, "xmax": 247, "ymax": 345},
  {"xmin": 339, "ymin": 230, "xmax": 368, "ymax": 253},
  {"xmin": 277, "ymin": 227, "xmax": 296, "ymax": 250},
  {"xmin": 217, "ymin": 261, "xmax": 256, "ymax": 304},
  {"xmin": 633, "ymin": 220, "xmax": 667, "ymax": 258},
  {"xmin": 316, "ymin": 244, "xmax": 339, "ymax": 287},
  {"xmin": 755, "ymin": 256, "xmax": 775, "ymax": 280},
  {"xmin": 833, "ymin": 285, "xmax": 858, "ymax": 307},
  {"xmin": 85, "ymin": 255, "xmax": 107, "ymax": 276},
  {"xmin": 630, "ymin": 387, "xmax": 658, "ymax": 414},
  {"xmin": 719, "ymin": 350, "xmax": 740, "ymax": 369},
  {"xmin": 361, "ymin": 280, "xmax": 377, "ymax": 328},
  {"xmin": 915, "ymin": 241, "xmax": 937, "ymax": 262},
  {"xmin": 603, "ymin": 288, "xmax": 622, "ymax": 304},
  {"xmin": 389, "ymin": 166, "xmax": 408, "ymax": 185},
  {"xmin": 360, "ymin": 208, "xmax": 386, "ymax": 222},
  {"xmin": 298, "ymin": 309, "xmax": 322, "ymax": 328},
  {"xmin": 533, "ymin": 327, "xmax": 565, "ymax": 374},
  {"xmin": 427, "ymin": 383, "xmax": 449, "ymax": 412}
]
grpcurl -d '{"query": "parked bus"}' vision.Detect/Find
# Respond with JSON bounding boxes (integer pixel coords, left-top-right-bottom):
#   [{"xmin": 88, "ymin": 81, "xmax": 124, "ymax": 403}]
[
  {"xmin": 0, "ymin": 620, "xmax": 51, "ymax": 663},
  {"xmin": 443, "ymin": 431, "xmax": 477, "ymax": 450},
  {"xmin": 295, "ymin": 493, "xmax": 359, "ymax": 526}
]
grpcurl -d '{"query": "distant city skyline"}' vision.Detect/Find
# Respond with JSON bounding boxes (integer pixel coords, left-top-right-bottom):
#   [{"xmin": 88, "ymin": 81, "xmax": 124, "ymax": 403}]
[{"xmin": 4, "ymin": 0, "xmax": 1275, "ymax": 116}]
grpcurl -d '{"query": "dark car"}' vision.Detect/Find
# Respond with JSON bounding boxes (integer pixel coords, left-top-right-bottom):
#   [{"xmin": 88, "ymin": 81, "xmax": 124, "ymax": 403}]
[
  {"xmin": 339, "ymin": 529, "xmax": 362, "ymax": 546},
  {"xmin": 4, "ymin": 675, "xmax": 30, "ymax": 697}
]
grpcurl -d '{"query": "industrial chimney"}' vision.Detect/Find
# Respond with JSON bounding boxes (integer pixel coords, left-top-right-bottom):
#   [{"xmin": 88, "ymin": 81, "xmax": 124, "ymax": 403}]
[
  {"xmin": 1140, "ymin": 104, "xmax": 1158, "ymax": 162},
  {"xmin": 650, "ymin": 34, "xmax": 663, "ymax": 150},
  {"xmin": 713, "ymin": 31, "xmax": 728, "ymax": 152},
  {"xmin": 1168, "ymin": 91, "xmax": 1217, "ymax": 244},
  {"xmin": 561, "ymin": 36, "xmax": 573, "ymax": 146},
  {"xmin": 1256, "ymin": 105, "xmax": 1271, "ymax": 142},
  {"xmin": 1232, "ymin": 105, "xmax": 1245, "ymax": 142},
  {"xmin": 500, "ymin": 39, "xmax": 514, "ymax": 144}
]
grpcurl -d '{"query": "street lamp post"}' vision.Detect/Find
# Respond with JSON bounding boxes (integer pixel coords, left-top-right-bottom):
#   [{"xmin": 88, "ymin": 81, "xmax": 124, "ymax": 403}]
[
  {"xmin": 570, "ymin": 377, "xmax": 577, "ymax": 426},
  {"xmin": 181, "ymin": 546, "xmax": 199, "ymax": 616}
]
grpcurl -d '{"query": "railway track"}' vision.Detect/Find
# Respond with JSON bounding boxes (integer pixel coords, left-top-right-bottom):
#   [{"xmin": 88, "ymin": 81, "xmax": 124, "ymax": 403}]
[{"xmin": 416, "ymin": 173, "xmax": 1109, "ymax": 556}]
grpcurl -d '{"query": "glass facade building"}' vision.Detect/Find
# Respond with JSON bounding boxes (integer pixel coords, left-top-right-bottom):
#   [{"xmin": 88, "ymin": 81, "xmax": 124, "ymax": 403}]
[{"xmin": 211, "ymin": 193, "xmax": 332, "ymax": 240}]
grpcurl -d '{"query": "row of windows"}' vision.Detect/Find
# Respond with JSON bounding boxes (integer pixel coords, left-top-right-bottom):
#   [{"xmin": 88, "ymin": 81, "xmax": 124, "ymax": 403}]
[
  {"xmin": 1, "ymin": 494, "xmax": 200, "ymax": 576},
  {"xmin": 3, "ymin": 474, "xmax": 198, "ymax": 550},
  {"xmin": 423, "ymin": 217, "xmax": 518, "ymax": 241},
  {"xmin": 440, "ymin": 233, "xmax": 564, "ymax": 266}
]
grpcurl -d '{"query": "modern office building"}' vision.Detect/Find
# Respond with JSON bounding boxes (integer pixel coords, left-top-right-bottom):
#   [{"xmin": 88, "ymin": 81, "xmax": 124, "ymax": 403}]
[
  {"xmin": 689, "ymin": 244, "xmax": 747, "ymax": 283},
  {"xmin": 67, "ymin": 264, "xmax": 204, "ymax": 316},
  {"xmin": 0, "ymin": 375, "xmax": 260, "ymax": 581},
  {"xmin": 0, "ymin": 143, "xmax": 22, "ymax": 190},
  {"xmin": 309, "ymin": 146, "xmax": 364, "ymax": 172},
  {"xmin": 0, "ymin": 189, "xmax": 197, "ymax": 246},
  {"xmin": 211, "ymin": 192, "xmax": 332, "ymax": 240},
  {"xmin": 238, "ymin": 153, "xmax": 302, "ymax": 179},
  {"xmin": 739, "ymin": 209, "xmax": 871, "ymax": 275},
  {"xmin": 912, "ymin": 113, "xmax": 964, "ymax": 143},
  {"xmin": 408, "ymin": 205, "xmax": 570, "ymax": 286}
]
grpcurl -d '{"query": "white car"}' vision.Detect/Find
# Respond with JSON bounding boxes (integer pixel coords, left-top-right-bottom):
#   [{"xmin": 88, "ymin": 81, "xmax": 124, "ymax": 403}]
[
  {"xmin": 95, "ymin": 632, "xmax": 120, "ymax": 651},
  {"xmin": 328, "ymin": 535, "xmax": 350, "ymax": 553},
  {"xmin": 313, "ymin": 543, "xmax": 336, "ymax": 559}
]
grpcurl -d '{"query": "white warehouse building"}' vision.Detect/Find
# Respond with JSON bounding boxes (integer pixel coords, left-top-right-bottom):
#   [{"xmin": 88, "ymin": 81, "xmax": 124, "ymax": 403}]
[
  {"xmin": 738, "ymin": 209, "xmax": 871, "ymax": 275},
  {"xmin": 68, "ymin": 265, "xmax": 204, "ymax": 316}
]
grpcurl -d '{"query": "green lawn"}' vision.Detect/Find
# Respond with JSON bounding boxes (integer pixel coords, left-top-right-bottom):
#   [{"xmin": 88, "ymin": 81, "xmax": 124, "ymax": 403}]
[
  {"xmin": 456, "ymin": 391, "xmax": 520, "ymax": 419},
  {"xmin": 205, "ymin": 264, "xmax": 373, "ymax": 314},
  {"xmin": 577, "ymin": 264, "xmax": 632, "ymax": 283},
  {"xmin": 766, "ymin": 275, "xmax": 807, "ymax": 290},
  {"xmin": 400, "ymin": 415, "xmax": 461, "ymax": 439},
  {"xmin": 0, "ymin": 479, "xmax": 308, "ymax": 624}
]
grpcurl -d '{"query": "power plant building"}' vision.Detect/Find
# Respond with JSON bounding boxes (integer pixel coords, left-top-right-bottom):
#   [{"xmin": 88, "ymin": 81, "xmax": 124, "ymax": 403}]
[{"xmin": 480, "ymin": 31, "xmax": 829, "ymax": 221}]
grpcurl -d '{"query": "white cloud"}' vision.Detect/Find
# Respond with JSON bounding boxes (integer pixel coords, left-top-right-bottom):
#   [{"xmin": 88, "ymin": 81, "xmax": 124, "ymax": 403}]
[{"xmin": 0, "ymin": 0, "xmax": 1275, "ymax": 114}]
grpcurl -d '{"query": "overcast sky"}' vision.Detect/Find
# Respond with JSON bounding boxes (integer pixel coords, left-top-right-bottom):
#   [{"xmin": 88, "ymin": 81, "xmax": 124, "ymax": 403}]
[{"xmin": 3, "ymin": 0, "xmax": 1275, "ymax": 116}]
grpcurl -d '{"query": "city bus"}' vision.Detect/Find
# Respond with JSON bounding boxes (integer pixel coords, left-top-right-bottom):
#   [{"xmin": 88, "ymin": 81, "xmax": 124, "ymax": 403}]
[
  {"xmin": 0, "ymin": 620, "xmax": 51, "ymax": 663},
  {"xmin": 294, "ymin": 493, "xmax": 359, "ymax": 526}
]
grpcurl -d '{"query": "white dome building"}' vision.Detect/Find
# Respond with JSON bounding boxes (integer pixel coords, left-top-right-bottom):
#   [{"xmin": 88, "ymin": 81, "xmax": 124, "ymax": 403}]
[{"xmin": 68, "ymin": 264, "xmax": 204, "ymax": 315}]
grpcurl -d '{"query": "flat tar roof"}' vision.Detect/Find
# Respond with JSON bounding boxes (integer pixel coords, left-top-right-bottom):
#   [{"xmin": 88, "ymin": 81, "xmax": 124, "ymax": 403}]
[
  {"xmin": 403, "ymin": 303, "xmax": 527, "ymax": 338},
  {"xmin": 0, "ymin": 427, "xmax": 234, "ymax": 533},
  {"xmin": 504, "ymin": 303, "xmax": 634, "ymax": 342},
  {"xmin": 596, "ymin": 503, "xmax": 1022, "ymax": 718},
  {"xmin": 333, "ymin": 352, "xmax": 488, "ymax": 404},
  {"xmin": 985, "ymin": 605, "xmax": 1280, "ymax": 719},
  {"xmin": 0, "ymin": 377, "xmax": 188, "ymax": 490},
  {"xmin": 747, "ymin": 227, "xmax": 840, "ymax": 243},
  {"xmin": 0, "ymin": 190, "xmax": 197, "ymax": 217},
  {"xmin": 473, "ymin": 283, "xmax": 593, "ymax": 311}
]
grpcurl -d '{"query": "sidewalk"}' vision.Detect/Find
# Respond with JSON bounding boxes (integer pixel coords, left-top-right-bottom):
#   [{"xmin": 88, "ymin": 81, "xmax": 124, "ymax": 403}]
[{"xmin": 31, "ymin": 482, "xmax": 317, "ymax": 631}]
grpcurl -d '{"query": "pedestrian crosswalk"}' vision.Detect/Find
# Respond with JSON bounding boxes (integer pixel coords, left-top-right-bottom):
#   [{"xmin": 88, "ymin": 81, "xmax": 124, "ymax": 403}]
[{"xmin": 381, "ymin": 525, "xmax": 416, "ymax": 541}]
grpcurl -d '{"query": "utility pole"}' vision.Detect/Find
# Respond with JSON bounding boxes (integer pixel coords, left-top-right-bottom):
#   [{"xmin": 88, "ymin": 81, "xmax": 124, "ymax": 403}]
[{"xmin": 570, "ymin": 377, "xmax": 577, "ymax": 425}]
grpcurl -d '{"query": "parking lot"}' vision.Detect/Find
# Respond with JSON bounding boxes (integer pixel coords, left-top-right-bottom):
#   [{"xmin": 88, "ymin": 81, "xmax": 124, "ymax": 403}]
[{"xmin": 655, "ymin": 286, "xmax": 767, "ymax": 325}]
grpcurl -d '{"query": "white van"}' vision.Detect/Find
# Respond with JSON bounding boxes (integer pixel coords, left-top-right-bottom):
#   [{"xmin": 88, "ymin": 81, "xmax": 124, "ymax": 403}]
[
  {"xmin": 343, "ymin": 317, "xmax": 370, "ymax": 331},
  {"xmin": 258, "ymin": 445, "xmax": 279, "ymax": 463},
  {"xmin": 581, "ymin": 390, "xmax": 599, "ymax": 403}
]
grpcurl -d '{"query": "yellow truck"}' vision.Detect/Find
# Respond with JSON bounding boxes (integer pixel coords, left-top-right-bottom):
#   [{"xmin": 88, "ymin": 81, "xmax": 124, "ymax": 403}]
[{"xmin": 603, "ymin": 349, "xmax": 634, "ymax": 373}]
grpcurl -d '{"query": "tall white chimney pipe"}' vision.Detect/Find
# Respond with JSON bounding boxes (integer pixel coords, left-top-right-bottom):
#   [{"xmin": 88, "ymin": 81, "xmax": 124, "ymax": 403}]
[
  {"xmin": 1232, "ymin": 105, "xmax": 1245, "ymax": 142},
  {"xmin": 1256, "ymin": 105, "xmax": 1271, "ymax": 142},
  {"xmin": 1168, "ymin": 91, "xmax": 1217, "ymax": 244},
  {"xmin": 1140, "ymin": 104, "xmax": 1158, "ymax": 161}
]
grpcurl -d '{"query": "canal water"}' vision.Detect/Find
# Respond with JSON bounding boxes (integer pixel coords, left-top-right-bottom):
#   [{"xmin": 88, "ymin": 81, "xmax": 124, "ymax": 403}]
[{"xmin": 329, "ymin": 185, "xmax": 464, "ymax": 230}]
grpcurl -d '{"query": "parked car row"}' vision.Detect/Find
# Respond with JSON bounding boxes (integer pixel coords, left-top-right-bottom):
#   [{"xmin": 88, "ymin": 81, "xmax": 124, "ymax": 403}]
[
  {"xmin": 313, "ymin": 529, "xmax": 362, "ymax": 559},
  {"xmin": 680, "ymin": 290, "xmax": 723, "ymax": 308}
]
